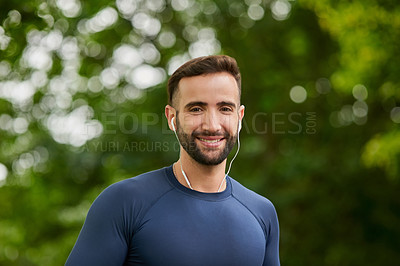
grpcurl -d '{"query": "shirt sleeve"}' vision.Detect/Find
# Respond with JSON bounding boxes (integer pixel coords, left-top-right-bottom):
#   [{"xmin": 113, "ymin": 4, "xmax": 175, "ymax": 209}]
[
  {"xmin": 66, "ymin": 185, "xmax": 130, "ymax": 266},
  {"xmin": 263, "ymin": 203, "xmax": 280, "ymax": 266}
]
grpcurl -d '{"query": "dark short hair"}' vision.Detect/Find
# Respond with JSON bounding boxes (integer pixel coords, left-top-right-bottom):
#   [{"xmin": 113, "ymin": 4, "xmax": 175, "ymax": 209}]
[{"xmin": 167, "ymin": 55, "xmax": 241, "ymax": 106}]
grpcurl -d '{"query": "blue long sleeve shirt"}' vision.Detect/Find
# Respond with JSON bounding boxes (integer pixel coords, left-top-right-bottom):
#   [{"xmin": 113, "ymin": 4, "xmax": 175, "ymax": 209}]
[{"xmin": 66, "ymin": 166, "xmax": 280, "ymax": 265}]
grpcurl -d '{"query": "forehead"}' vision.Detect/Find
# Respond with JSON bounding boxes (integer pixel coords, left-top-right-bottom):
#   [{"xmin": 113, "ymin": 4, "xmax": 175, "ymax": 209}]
[{"xmin": 176, "ymin": 72, "xmax": 240, "ymax": 106}]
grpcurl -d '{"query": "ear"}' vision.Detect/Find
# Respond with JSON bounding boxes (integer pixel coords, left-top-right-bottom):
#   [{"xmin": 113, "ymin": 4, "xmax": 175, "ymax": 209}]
[
  {"xmin": 238, "ymin": 105, "xmax": 245, "ymax": 130},
  {"xmin": 165, "ymin": 105, "xmax": 176, "ymax": 131}
]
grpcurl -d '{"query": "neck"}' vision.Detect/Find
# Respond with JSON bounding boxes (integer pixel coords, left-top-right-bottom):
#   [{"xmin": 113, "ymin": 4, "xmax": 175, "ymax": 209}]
[{"xmin": 174, "ymin": 152, "xmax": 227, "ymax": 193}]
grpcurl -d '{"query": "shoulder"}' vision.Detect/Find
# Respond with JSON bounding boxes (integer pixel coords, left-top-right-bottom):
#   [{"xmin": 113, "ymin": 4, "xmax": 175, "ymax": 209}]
[
  {"xmin": 90, "ymin": 167, "xmax": 173, "ymax": 218},
  {"xmin": 229, "ymin": 177, "xmax": 278, "ymax": 220},
  {"xmin": 98, "ymin": 167, "xmax": 173, "ymax": 204},
  {"xmin": 86, "ymin": 167, "xmax": 174, "ymax": 232}
]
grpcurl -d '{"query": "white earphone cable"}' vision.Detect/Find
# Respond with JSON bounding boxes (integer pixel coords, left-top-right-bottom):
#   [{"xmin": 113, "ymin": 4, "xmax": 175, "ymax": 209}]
[
  {"xmin": 217, "ymin": 132, "xmax": 240, "ymax": 192},
  {"xmin": 180, "ymin": 157, "xmax": 193, "ymax": 190},
  {"xmin": 171, "ymin": 119, "xmax": 194, "ymax": 190}
]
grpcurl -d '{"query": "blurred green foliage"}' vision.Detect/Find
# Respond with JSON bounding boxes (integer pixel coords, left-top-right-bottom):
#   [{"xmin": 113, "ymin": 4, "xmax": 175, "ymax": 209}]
[{"xmin": 0, "ymin": 0, "xmax": 399, "ymax": 265}]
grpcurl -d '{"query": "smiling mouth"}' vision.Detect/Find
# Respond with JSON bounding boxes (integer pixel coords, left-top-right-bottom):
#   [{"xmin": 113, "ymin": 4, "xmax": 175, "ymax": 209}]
[
  {"xmin": 196, "ymin": 137, "xmax": 225, "ymax": 148},
  {"xmin": 198, "ymin": 138, "xmax": 223, "ymax": 143}
]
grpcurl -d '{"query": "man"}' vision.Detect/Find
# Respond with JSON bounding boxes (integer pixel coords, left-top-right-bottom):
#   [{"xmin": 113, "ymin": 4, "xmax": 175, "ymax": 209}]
[{"xmin": 66, "ymin": 55, "xmax": 280, "ymax": 265}]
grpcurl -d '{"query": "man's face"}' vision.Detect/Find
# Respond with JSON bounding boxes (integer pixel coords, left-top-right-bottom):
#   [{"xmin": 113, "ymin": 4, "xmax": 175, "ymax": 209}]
[{"xmin": 174, "ymin": 72, "xmax": 244, "ymax": 165}]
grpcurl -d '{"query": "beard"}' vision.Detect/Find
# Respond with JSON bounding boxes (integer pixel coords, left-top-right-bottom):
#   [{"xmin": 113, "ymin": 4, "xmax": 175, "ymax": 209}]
[{"xmin": 175, "ymin": 117, "xmax": 237, "ymax": 165}]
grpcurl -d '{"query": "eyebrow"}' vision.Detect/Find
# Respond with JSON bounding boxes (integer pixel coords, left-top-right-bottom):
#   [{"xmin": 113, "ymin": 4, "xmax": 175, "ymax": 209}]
[
  {"xmin": 184, "ymin": 101, "xmax": 237, "ymax": 110},
  {"xmin": 217, "ymin": 101, "xmax": 236, "ymax": 108}
]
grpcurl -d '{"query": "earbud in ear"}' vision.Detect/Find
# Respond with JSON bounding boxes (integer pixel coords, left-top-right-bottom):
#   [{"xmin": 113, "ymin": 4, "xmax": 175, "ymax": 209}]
[
  {"xmin": 171, "ymin": 117, "xmax": 176, "ymax": 132},
  {"xmin": 238, "ymin": 120, "xmax": 242, "ymax": 133}
]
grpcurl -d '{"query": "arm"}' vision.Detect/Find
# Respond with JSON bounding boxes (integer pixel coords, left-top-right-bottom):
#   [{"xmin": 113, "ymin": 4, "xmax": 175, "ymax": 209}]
[
  {"xmin": 66, "ymin": 185, "xmax": 130, "ymax": 266},
  {"xmin": 263, "ymin": 203, "xmax": 280, "ymax": 266}
]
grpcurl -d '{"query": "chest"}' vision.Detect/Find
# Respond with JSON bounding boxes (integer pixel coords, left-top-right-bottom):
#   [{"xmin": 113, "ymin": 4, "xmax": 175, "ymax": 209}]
[{"xmin": 127, "ymin": 194, "xmax": 266, "ymax": 265}]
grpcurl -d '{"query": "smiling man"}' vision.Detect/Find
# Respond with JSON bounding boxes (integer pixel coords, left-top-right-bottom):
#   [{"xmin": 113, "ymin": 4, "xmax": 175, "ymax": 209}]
[{"xmin": 66, "ymin": 55, "xmax": 280, "ymax": 266}]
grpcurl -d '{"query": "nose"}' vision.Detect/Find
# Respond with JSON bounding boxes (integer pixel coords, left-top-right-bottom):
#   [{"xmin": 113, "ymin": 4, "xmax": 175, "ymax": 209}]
[{"xmin": 202, "ymin": 111, "xmax": 222, "ymax": 133}]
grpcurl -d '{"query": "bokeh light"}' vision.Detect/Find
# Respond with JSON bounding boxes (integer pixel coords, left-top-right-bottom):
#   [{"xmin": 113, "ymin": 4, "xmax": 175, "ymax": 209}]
[
  {"xmin": 189, "ymin": 28, "xmax": 221, "ymax": 58},
  {"xmin": 0, "ymin": 61, "xmax": 11, "ymax": 77},
  {"xmin": 56, "ymin": 0, "xmax": 82, "ymax": 18},
  {"xmin": 145, "ymin": 0, "xmax": 166, "ymax": 13},
  {"xmin": 46, "ymin": 105, "xmax": 103, "ymax": 147},
  {"xmin": 290, "ymin": 85, "xmax": 307, "ymax": 103},
  {"xmin": 13, "ymin": 117, "xmax": 29, "ymax": 134},
  {"xmin": 0, "ymin": 163, "xmax": 8, "ymax": 184},
  {"xmin": 391, "ymin": 107, "xmax": 400, "ymax": 123},
  {"xmin": 131, "ymin": 12, "xmax": 161, "ymax": 36},
  {"xmin": 352, "ymin": 84, "xmax": 368, "ymax": 101},
  {"xmin": 352, "ymin": 100, "xmax": 368, "ymax": 118},
  {"xmin": 167, "ymin": 54, "xmax": 191, "ymax": 75},
  {"xmin": 247, "ymin": 4, "xmax": 265, "ymax": 21},
  {"xmin": 0, "ymin": 26, "xmax": 11, "ymax": 50},
  {"xmin": 139, "ymin": 43, "xmax": 161, "ymax": 64},
  {"xmin": 81, "ymin": 7, "xmax": 119, "ymax": 34},
  {"xmin": 0, "ymin": 80, "xmax": 36, "ymax": 107},
  {"xmin": 158, "ymin": 31, "xmax": 176, "ymax": 48},
  {"xmin": 23, "ymin": 46, "xmax": 52, "ymax": 71},
  {"xmin": 127, "ymin": 64, "xmax": 166, "ymax": 89},
  {"xmin": 271, "ymin": 0, "xmax": 291, "ymax": 21},
  {"xmin": 116, "ymin": 0, "xmax": 137, "ymax": 18},
  {"xmin": 100, "ymin": 67, "xmax": 120, "ymax": 89},
  {"xmin": 113, "ymin": 44, "xmax": 143, "ymax": 69},
  {"xmin": 171, "ymin": 0, "xmax": 193, "ymax": 11},
  {"xmin": 5, "ymin": 10, "xmax": 22, "ymax": 28}
]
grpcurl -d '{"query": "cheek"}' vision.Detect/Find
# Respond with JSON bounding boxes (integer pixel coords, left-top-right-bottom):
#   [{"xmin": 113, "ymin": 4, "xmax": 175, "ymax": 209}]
[
  {"xmin": 181, "ymin": 116, "xmax": 202, "ymax": 131},
  {"xmin": 221, "ymin": 116, "xmax": 238, "ymax": 132}
]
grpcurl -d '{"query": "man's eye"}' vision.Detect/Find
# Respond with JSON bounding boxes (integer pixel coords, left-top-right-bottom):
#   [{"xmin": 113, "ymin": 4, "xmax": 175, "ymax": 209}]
[
  {"xmin": 221, "ymin": 107, "xmax": 233, "ymax": 112},
  {"xmin": 190, "ymin": 107, "xmax": 202, "ymax": 112}
]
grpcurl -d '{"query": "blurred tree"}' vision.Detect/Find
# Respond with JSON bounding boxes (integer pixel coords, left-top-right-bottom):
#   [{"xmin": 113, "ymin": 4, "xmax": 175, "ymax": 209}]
[{"xmin": 0, "ymin": 0, "xmax": 399, "ymax": 265}]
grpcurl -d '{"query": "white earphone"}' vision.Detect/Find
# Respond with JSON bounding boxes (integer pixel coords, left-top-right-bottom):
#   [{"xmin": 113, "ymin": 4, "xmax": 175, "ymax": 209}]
[{"xmin": 171, "ymin": 117, "xmax": 176, "ymax": 132}]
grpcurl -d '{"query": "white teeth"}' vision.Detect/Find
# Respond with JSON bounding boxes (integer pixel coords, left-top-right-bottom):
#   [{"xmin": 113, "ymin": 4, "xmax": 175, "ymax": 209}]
[{"xmin": 199, "ymin": 138, "xmax": 221, "ymax": 143}]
